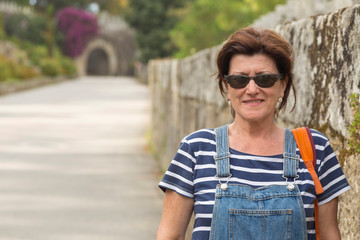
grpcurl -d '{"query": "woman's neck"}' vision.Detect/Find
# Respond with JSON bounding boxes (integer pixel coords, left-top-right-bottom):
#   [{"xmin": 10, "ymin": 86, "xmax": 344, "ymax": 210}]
[
  {"xmin": 230, "ymin": 117, "xmax": 280, "ymax": 139},
  {"xmin": 228, "ymin": 117, "xmax": 285, "ymax": 156}
]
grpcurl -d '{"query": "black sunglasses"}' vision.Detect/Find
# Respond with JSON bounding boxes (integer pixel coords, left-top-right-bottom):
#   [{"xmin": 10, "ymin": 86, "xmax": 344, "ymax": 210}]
[{"xmin": 224, "ymin": 73, "xmax": 283, "ymax": 89}]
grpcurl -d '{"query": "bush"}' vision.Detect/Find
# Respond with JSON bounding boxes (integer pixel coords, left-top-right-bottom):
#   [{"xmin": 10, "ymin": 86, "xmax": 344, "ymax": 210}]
[
  {"xmin": 56, "ymin": 7, "xmax": 99, "ymax": 58},
  {"xmin": 59, "ymin": 56, "xmax": 77, "ymax": 76},
  {"xmin": 0, "ymin": 54, "xmax": 37, "ymax": 81},
  {"xmin": 40, "ymin": 58, "xmax": 62, "ymax": 76},
  {"xmin": 22, "ymin": 43, "xmax": 48, "ymax": 66},
  {"xmin": 11, "ymin": 63, "xmax": 38, "ymax": 79},
  {"xmin": 0, "ymin": 56, "xmax": 12, "ymax": 81},
  {"xmin": 16, "ymin": 41, "xmax": 77, "ymax": 77}
]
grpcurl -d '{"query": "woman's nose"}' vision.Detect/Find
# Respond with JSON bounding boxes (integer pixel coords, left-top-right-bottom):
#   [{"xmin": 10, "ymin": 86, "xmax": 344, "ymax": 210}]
[{"xmin": 245, "ymin": 79, "xmax": 259, "ymax": 93}]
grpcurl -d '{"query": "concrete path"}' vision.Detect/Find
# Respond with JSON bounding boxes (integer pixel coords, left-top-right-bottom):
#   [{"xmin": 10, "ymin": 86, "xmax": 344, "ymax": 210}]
[{"xmin": 0, "ymin": 76, "xmax": 163, "ymax": 240}]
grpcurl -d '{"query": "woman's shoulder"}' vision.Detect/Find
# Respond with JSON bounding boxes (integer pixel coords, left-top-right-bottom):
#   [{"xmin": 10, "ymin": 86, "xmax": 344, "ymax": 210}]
[
  {"xmin": 183, "ymin": 128, "xmax": 215, "ymax": 142},
  {"xmin": 291, "ymin": 127, "xmax": 331, "ymax": 152},
  {"xmin": 179, "ymin": 128, "xmax": 216, "ymax": 155},
  {"xmin": 309, "ymin": 128, "xmax": 330, "ymax": 145}
]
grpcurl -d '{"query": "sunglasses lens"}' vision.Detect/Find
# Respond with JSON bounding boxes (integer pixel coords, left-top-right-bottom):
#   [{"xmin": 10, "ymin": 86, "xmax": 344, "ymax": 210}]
[
  {"xmin": 254, "ymin": 75, "xmax": 278, "ymax": 88},
  {"xmin": 226, "ymin": 76, "xmax": 249, "ymax": 88},
  {"xmin": 225, "ymin": 74, "xmax": 281, "ymax": 89}
]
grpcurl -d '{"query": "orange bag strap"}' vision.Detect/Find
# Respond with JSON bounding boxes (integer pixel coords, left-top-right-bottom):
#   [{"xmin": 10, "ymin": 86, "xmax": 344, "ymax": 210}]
[
  {"xmin": 291, "ymin": 127, "xmax": 324, "ymax": 195},
  {"xmin": 292, "ymin": 127, "xmax": 324, "ymax": 240},
  {"xmin": 314, "ymin": 199, "xmax": 320, "ymax": 240}
]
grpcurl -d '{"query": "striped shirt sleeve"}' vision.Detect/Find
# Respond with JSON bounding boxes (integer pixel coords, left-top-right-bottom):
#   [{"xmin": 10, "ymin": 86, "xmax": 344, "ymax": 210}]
[
  {"xmin": 159, "ymin": 137, "xmax": 196, "ymax": 198},
  {"xmin": 312, "ymin": 130, "xmax": 350, "ymax": 205}
]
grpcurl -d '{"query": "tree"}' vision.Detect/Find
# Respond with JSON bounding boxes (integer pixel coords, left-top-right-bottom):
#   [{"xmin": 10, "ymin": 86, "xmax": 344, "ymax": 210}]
[
  {"xmin": 124, "ymin": 0, "xmax": 187, "ymax": 63},
  {"xmin": 4, "ymin": 12, "xmax": 46, "ymax": 44},
  {"xmin": 97, "ymin": 0, "xmax": 129, "ymax": 15},
  {"xmin": 171, "ymin": 0, "xmax": 286, "ymax": 58},
  {"xmin": 43, "ymin": 4, "xmax": 55, "ymax": 57}
]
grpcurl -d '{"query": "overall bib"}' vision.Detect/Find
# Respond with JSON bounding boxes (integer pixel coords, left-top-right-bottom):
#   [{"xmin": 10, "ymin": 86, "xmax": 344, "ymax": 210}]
[{"xmin": 209, "ymin": 125, "xmax": 308, "ymax": 240}]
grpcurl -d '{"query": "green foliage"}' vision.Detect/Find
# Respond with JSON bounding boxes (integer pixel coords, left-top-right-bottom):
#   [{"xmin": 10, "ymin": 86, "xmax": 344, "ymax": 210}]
[
  {"xmin": 124, "ymin": 0, "xmax": 188, "ymax": 63},
  {"xmin": 58, "ymin": 56, "xmax": 77, "ymax": 76},
  {"xmin": 171, "ymin": 0, "xmax": 286, "ymax": 58},
  {"xmin": 0, "ymin": 55, "xmax": 38, "ymax": 81},
  {"xmin": 96, "ymin": 0, "xmax": 129, "ymax": 15},
  {"xmin": 23, "ymin": 43, "xmax": 47, "ymax": 66},
  {"xmin": 348, "ymin": 93, "xmax": 360, "ymax": 152},
  {"xmin": 9, "ymin": 39, "xmax": 77, "ymax": 78},
  {"xmin": 0, "ymin": 3, "xmax": 77, "ymax": 79},
  {"xmin": 27, "ymin": 44, "xmax": 76, "ymax": 77},
  {"xmin": 0, "ymin": 56, "xmax": 13, "ymax": 81},
  {"xmin": 43, "ymin": 4, "xmax": 55, "ymax": 58},
  {"xmin": 0, "ymin": 13, "xmax": 6, "ymax": 39},
  {"xmin": 4, "ymin": 13, "xmax": 46, "ymax": 45},
  {"xmin": 39, "ymin": 58, "xmax": 62, "ymax": 77},
  {"xmin": 124, "ymin": 0, "xmax": 285, "ymax": 61}
]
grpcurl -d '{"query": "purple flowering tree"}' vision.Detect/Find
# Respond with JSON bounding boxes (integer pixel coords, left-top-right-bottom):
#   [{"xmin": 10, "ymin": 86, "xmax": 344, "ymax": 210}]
[{"xmin": 56, "ymin": 7, "xmax": 99, "ymax": 58}]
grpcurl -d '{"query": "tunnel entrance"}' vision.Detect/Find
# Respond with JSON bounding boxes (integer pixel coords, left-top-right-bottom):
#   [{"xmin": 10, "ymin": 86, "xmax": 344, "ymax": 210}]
[{"xmin": 86, "ymin": 48, "xmax": 109, "ymax": 75}]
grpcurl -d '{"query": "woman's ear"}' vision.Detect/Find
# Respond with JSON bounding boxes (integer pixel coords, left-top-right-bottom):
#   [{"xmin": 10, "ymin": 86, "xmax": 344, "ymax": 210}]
[
  {"xmin": 223, "ymin": 77, "xmax": 230, "ymax": 98},
  {"xmin": 223, "ymin": 77, "xmax": 228, "ymax": 90},
  {"xmin": 281, "ymin": 75, "xmax": 289, "ymax": 96}
]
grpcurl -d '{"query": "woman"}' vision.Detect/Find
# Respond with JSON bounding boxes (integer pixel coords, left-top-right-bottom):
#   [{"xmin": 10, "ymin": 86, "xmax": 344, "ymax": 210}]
[{"xmin": 157, "ymin": 27, "xmax": 350, "ymax": 240}]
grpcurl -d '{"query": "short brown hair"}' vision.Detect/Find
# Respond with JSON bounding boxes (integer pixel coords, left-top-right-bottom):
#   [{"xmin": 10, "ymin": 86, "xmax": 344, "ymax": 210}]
[{"xmin": 217, "ymin": 27, "xmax": 296, "ymax": 114}]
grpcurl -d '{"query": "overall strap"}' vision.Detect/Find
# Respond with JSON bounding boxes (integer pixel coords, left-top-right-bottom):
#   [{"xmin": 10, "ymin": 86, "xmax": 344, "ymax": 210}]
[
  {"xmin": 283, "ymin": 129, "xmax": 299, "ymax": 179},
  {"xmin": 214, "ymin": 125, "xmax": 231, "ymax": 178}
]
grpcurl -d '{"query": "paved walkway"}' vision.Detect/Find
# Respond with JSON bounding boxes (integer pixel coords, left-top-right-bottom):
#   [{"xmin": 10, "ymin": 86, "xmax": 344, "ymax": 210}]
[{"xmin": 0, "ymin": 76, "xmax": 163, "ymax": 240}]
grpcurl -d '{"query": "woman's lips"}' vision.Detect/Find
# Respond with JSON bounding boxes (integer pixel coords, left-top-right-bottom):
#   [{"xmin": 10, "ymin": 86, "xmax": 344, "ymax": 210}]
[{"xmin": 243, "ymin": 99, "xmax": 264, "ymax": 106}]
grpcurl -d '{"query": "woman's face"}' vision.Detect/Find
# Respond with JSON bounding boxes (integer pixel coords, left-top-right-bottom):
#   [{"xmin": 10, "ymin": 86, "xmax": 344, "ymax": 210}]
[{"xmin": 226, "ymin": 54, "xmax": 287, "ymax": 123}]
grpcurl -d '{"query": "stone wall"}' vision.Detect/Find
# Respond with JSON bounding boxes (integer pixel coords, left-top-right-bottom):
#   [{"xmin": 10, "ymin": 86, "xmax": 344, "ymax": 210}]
[
  {"xmin": 253, "ymin": 0, "xmax": 360, "ymax": 29},
  {"xmin": 97, "ymin": 13, "xmax": 136, "ymax": 76},
  {"xmin": 148, "ymin": 4, "xmax": 360, "ymax": 239}
]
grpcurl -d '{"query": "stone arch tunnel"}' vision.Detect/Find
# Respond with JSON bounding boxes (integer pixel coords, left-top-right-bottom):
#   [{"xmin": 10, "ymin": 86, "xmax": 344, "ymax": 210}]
[
  {"xmin": 76, "ymin": 34, "xmax": 135, "ymax": 76},
  {"xmin": 78, "ymin": 37, "xmax": 118, "ymax": 76},
  {"xmin": 75, "ymin": 15, "xmax": 136, "ymax": 77},
  {"xmin": 86, "ymin": 48, "xmax": 109, "ymax": 75}
]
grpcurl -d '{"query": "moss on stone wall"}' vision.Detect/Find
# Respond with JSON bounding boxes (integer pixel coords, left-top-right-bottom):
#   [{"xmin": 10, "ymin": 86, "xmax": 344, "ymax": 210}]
[{"xmin": 348, "ymin": 93, "xmax": 360, "ymax": 152}]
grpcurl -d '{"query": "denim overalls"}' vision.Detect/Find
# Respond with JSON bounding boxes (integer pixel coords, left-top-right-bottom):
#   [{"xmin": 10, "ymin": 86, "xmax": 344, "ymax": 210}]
[{"xmin": 209, "ymin": 125, "xmax": 308, "ymax": 240}]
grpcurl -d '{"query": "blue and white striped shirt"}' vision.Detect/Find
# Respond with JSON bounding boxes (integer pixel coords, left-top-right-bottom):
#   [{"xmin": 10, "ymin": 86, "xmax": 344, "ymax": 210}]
[{"xmin": 159, "ymin": 128, "xmax": 350, "ymax": 240}]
